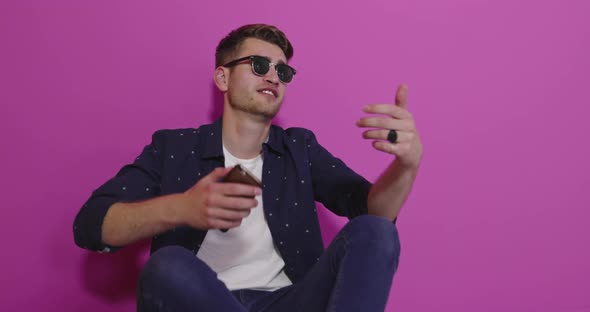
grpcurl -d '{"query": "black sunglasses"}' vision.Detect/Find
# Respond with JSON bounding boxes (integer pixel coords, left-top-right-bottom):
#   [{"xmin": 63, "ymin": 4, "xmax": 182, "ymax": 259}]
[{"xmin": 223, "ymin": 55, "xmax": 297, "ymax": 84}]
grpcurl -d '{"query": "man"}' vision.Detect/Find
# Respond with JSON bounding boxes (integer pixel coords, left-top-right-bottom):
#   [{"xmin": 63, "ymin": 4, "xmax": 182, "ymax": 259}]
[{"xmin": 74, "ymin": 24, "xmax": 423, "ymax": 311}]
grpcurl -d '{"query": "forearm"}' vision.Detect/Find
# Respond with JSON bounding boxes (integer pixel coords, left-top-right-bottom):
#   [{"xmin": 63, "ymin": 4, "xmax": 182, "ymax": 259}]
[
  {"xmin": 368, "ymin": 160, "xmax": 419, "ymax": 221},
  {"xmin": 101, "ymin": 193, "xmax": 186, "ymax": 247}
]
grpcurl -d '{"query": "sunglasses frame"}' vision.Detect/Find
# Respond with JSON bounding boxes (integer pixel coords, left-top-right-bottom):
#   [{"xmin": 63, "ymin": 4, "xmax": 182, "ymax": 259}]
[{"xmin": 222, "ymin": 55, "xmax": 297, "ymax": 84}]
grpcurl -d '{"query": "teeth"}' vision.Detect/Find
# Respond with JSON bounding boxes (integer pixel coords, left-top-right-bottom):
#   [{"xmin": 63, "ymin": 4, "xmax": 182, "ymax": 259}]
[{"xmin": 261, "ymin": 90, "xmax": 274, "ymax": 96}]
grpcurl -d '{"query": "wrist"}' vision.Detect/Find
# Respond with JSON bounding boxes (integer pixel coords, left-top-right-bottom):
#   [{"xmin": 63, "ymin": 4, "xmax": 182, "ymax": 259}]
[
  {"xmin": 394, "ymin": 157, "xmax": 420, "ymax": 175},
  {"xmin": 159, "ymin": 193, "xmax": 187, "ymax": 228}
]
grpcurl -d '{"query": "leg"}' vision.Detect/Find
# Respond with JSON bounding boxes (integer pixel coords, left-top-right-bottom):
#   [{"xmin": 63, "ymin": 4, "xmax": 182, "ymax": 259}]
[
  {"xmin": 137, "ymin": 246, "xmax": 246, "ymax": 312},
  {"xmin": 325, "ymin": 215, "xmax": 400, "ymax": 311},
  {"xmin": 256, "ymin": 215, "xmax": 400, "ymax": 312}
]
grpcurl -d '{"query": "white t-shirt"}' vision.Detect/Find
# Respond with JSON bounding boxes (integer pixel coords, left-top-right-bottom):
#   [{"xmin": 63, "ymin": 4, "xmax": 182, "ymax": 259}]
[{"xmin": 196, "ymin": 146, "xmax": 292, "ymax": 291}]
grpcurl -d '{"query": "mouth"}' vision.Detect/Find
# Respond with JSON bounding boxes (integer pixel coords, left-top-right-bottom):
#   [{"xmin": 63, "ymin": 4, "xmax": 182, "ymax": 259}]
[{"xmin": 257, "ymin": 88, "xmax": 278, "ymax": 98}]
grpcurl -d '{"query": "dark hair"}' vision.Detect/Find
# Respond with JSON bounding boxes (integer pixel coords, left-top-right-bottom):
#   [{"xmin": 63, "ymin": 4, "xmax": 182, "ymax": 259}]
[{"xmin": 215, "ymin": 24, "xmax": 294, "ymax": 67}]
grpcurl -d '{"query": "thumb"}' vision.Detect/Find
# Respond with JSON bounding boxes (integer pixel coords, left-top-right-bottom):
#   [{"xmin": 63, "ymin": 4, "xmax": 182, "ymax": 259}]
[
  {"xmin": 395, "ymin": 84, "xmax": 408, "ymax": 109},
  {"xmin": 207, "ymin": 166, "xmax": 233, "ymax": 182}
]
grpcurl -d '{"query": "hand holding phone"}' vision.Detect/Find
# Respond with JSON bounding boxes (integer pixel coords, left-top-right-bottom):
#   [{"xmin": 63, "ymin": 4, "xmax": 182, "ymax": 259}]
[{"xmin": 219, "ymin": 165, "xmax": 262, "ymax": 232}]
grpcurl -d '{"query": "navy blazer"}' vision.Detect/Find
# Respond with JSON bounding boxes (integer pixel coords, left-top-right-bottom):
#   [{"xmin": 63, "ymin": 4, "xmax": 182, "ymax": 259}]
[{"xmin": 74, "ymin": 118, "xmax": 372, "ymax": 283}]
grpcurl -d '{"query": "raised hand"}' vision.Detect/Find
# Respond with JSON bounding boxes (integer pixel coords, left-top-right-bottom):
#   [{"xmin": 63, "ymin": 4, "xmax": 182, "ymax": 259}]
[{"xmin": 356, "ymin": 84, "xmax": 423, "ymax": 169}]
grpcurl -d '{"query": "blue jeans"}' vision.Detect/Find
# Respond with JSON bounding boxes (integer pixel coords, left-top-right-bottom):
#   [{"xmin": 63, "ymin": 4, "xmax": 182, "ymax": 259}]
[{"xmin": 137, "ymin": 215, "xmax": 400, "ymax": 312}]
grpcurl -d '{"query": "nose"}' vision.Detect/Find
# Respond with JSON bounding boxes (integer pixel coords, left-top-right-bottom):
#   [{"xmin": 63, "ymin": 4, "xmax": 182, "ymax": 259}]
[{"xmin": 264, "ymin": 65, "xmax": 280, "ymax": 86}]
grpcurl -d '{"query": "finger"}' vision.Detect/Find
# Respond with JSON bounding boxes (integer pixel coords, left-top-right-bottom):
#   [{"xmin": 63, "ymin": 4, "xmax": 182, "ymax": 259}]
[
  {"xmin": 208, "ymin": 218, "xmax": 242, "ymax": 230},
  {"xmin": 362, "ymin": 104, "xmax": 412, "ymax": 120},
  {"xmin": 210, "ymin": 181, "xmax": 262, "ymax": 197},
  {"xmin": 395, "ymin": 84, "xmax": 408, "ymax": 109},
  {"xmin": 207, "ymin": 192, "xmax": 258, "ymax": 210},
  {"xmin": 209, "ymin": 206, "xmax": 252, "ymax": 221},
  {"xmin": 372, "ymin": 140, "xmax": 401, "ymax": 155},
  {"xmin": 362, "ymin": 129, "xmax": 410, "ymax": 142},
  {"xmin": 356, "ymin": 116, "xmax": 411, "ymax": 131}
]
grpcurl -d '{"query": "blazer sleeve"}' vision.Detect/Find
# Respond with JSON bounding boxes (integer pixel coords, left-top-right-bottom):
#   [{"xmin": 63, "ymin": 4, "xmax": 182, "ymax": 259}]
[
  {"xmin": 307, "ymin": 131, "xmax": 372, "ymax": 219},
  {"xmin": 73, "ymin": 130, "xmax": 165, "ymax": 252}
]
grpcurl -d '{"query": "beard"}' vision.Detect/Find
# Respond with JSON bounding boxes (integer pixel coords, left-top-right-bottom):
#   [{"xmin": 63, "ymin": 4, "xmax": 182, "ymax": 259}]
[{"xmin": 227, "ymin": 90, "xmax": 282, "ymax": 120}]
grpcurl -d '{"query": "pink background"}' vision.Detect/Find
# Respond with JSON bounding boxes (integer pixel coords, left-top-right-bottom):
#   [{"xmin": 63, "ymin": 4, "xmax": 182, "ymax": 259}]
[{"xmin": 1, "ymin": 0, "xmax": 589, "ymax": 311}]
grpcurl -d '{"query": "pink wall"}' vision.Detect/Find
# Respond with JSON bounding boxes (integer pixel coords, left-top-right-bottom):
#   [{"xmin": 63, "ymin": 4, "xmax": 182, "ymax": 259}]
[{"xmin": 2, "ymin": 0, "xmax": 589, "ymax": 311}]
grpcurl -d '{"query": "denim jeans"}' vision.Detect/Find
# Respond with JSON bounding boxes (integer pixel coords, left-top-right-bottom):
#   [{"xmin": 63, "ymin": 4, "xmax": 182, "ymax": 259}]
[{"xmin": 137, "ymin": 215, "xmax": 400, "ymax": 312}]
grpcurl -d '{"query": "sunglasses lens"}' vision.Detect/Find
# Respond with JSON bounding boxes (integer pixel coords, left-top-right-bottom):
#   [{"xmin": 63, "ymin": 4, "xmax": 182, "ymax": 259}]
[
  {"xmin": 252, "ymin": 57, "xmax": 270, "ymax": 76},
  {"xmin": 249, "ymin": 56, "xmax": 295, "ymax": 84},
  {"xmin": 276, "ymin": 65, "xmax": 294, "ymax": 83}
]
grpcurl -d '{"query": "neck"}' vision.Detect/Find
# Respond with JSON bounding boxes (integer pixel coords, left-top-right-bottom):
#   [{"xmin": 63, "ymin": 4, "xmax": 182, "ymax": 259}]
[{"xmin": 222, "ymin": 108, "xmax": 271, "ymax": 159}]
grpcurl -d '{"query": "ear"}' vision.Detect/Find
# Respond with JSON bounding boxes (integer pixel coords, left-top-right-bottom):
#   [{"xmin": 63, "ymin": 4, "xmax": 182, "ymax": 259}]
[{"xmin": 214, "ymin": 67, "xmax": 229, "ymax": 92}]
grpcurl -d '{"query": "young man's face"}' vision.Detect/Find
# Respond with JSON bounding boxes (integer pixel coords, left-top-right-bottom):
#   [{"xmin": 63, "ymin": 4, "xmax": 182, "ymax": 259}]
[{"xmin": 224, "ymin": 38, "xmax": 289, "ymax": 120}]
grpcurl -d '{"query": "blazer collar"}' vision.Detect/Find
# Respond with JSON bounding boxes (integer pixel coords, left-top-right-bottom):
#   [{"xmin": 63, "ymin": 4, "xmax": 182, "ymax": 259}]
[{"xmin": 199, "ymin": 118, "xmax": 285, "ymax": 159}]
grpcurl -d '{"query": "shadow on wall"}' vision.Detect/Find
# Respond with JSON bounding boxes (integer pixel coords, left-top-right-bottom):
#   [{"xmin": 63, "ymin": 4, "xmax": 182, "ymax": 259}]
[
  {"xmin": 210, "ymin": 82, "xmax": 224, "ymax": 121},
  {"xmin": 80, "ymin": 240, "xmax": 150, "ymax": 302}
]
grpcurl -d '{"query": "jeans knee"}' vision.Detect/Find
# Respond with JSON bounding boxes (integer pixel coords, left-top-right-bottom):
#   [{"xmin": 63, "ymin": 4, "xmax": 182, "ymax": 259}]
[
  {"xmin": 138, "ymin": 246, "xmax": 243, "ymax": 311},
  {"xmin": 344, "ymin": 215, "xmax": 400, "ymax": 259},
  {"xmin": 140, "ymin": 246, "xmax": 205, "ymax": 288}
]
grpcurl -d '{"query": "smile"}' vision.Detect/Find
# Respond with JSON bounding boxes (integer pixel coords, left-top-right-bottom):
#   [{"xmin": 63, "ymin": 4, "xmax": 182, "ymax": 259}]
[{"xmin": 258, "ymin": 88, "xmax": 278, "ymax": 98}]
